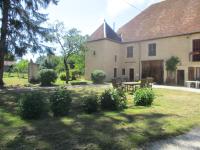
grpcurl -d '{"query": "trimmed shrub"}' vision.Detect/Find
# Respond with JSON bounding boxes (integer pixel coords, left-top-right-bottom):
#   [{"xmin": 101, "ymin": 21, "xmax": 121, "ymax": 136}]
[
  {"xmin": 39, "ymin": 69, "xmax": 57, "ymax": 86},
  {"xmin": 134, "ymin": 88, "xmax": 155, "ymax": 106},
  {"xmin": 60, "ymin": 72, "xmax": 66, "ymax": 81},
  {"xmin": 91, "ymin": 70, "xmax": 106, "ymax": 84},
  {"xmin": 18, "ymin": 92, "xmax": 47, "ymax": 119},
  {"xmin": 50, "ymin": 88, "xmax": 72, "ymax": 117},
  {"xmin": 100, "ymin": 88, "xmax": 127, "ymax": 110},
  {"xmin": 82, "ymin": 93, "xmax": 99, "ymax": 113}
]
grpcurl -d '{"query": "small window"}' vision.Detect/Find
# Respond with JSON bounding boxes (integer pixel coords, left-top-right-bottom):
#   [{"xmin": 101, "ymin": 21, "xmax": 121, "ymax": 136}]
[
  {"xmin": 114, "ymin": 68, "xmax": 117, "ymax": 78},
  {"xmin": 148, "ymin": 43, "xmax": 156, "ymax": 56},
  {"xmin": 122, "ymin": 68, "xmax": 125, "ymax": 75},
  {"xmin": 115, "ymin": 55, "xmax": 117, "ymax": 62},
  {"xmin": 127, "ymin": 46, "xmax": 133, "ymax": 58}
]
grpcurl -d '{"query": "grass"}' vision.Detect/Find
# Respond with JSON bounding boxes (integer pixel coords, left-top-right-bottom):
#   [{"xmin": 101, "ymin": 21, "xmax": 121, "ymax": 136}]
[
  {"xmin": 0, "ymin": 87, "xmax": 200, "ymax": 149},
  {"xmin": 3, "ymin": 72, "xmax": 91, "ymax": 87},
  {"xmin": 3, "ymin": 72, "xmax": 33, "ymax": 87}
]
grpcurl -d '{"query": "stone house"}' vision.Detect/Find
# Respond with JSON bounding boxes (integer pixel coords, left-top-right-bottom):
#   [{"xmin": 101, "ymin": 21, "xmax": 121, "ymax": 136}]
[{"xmin": 85, "ymin": 0, "xmax": 200, "ymax": 85}]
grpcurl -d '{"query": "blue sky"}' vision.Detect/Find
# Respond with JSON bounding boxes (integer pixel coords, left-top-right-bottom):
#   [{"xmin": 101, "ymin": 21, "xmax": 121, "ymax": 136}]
[
  {"xmin": 45, "ymin": 0, "xmax": 163, "ymax": 34},
  {"xmin": 24, "ymin": 0, "xmax": 163, "ymax": 60}
]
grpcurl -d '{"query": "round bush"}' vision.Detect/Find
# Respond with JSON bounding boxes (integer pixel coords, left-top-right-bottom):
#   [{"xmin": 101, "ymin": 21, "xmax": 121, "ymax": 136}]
[
  {"xmin": 39, "ymin": 69, "xmax": 58, "ymax": 86},
  {"xmin": 134, "ymin": 88, "xmax": 155, "ymax": 106},
  {"xmin": 60, "ymin": 72, "xmax": 66, "ymax": 81},
  {"xmin": 91, "ymin": 70, "xmax": 106, "ymax": 84},
  {"xmin": 18, "ymin": 92, "xmax": 46, "ymax": 119},
  {"xmin": 82, "ymin": 93, "xmax": 99, "ymax": 113},
  {"xmin": 100, "ymin": 88, "xmax": 127, "ymax": 110},
  {"xmin": 50, "ymin": 88, "xmax": 72, "ymax": 117}
]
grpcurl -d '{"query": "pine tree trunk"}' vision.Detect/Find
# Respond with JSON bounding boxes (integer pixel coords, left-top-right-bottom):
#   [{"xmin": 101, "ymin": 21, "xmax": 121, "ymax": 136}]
[
  {"xmin": 0, "ymin": 0, "xmax": 10, "ymax": 88},
  {"xmin": 64, "ymin": 58, "xmax": 69, "ymax": 84}
]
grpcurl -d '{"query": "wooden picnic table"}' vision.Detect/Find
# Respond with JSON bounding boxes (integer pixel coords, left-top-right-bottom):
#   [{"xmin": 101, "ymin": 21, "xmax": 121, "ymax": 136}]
[{"xmin": 122, "ymin": 82, "xmax": 141, "ymax": 92}]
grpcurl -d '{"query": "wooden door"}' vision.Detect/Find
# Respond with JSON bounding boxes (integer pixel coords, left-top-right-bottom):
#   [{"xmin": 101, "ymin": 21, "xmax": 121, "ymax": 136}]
[
  {"xmin": 188, "ymin": 67, "xmax": 195, "ymax": 80},
  {"xmin": 114, "ymin": 68, "xmax": 117, "ymax": 78},
  {"xmin": 129, "ymin": 69, "xmax": 134, "ymax": 81},
  {"xmin": 177, "ymin": 70, "xmax": 185, "ymax": 86}
]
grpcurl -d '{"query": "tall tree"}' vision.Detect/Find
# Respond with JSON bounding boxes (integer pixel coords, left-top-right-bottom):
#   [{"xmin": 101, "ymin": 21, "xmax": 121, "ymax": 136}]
[
  {"xmin": 4, "ymin": 51, "xmax": 15, "ymax": 61},
  {"xmin": 36, "ymin": 55, "xmax": 61, "ymax": 70},
  {"xmin": 0, "ymin": 0, "xmax": 58, "ymax": 87},
  {"xmin": 49, "ymin": 22, "xmax": 88, "ymax": 83}
]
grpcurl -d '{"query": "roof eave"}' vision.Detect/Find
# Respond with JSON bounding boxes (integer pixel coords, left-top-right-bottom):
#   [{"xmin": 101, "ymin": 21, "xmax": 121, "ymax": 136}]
[
  {"xmin": 87, "ymin": 38, "xmax": 122, "ymax": 44},
  {"xmin": 122, "ymin": 31, "xmax": 200, "ymax": 44}
]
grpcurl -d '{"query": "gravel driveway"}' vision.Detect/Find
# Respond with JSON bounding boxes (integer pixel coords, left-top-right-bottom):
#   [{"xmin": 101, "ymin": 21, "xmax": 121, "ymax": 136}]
[{"xmin": 143, "ymin": 128, "xmax": 200, "ymax": 150}]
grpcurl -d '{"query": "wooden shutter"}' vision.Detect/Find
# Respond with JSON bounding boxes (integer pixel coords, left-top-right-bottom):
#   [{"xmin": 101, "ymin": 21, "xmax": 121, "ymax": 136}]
[
  {"xmin": 188, "ymin": 67, "xmax": 195, "ymax": 80},
  {"xmin": 193, "ymin": 39, "xmax": 200, "ymax": 61}
]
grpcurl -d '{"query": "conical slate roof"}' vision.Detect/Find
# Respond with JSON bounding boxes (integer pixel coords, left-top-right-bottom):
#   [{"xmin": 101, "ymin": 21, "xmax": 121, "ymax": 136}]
[{"xmin": 88, "ymin": 21, "xmax": 121, "ymax": 42}]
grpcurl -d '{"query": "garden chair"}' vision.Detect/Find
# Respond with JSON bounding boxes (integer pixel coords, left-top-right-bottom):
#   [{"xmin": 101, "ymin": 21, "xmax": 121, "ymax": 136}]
[
  {"xmin": 112, "ymin": 79, "xmax": 119, "ymax": 88},
  {"xmin": 112, "ymin": 78, "xmax": 125, "ymax": 91},
  {"xmin": 122, "ymin": 77, "xmax": 128, "ymax": 82},
  {"xmin": 146, "ymin": 77, "xmax": 154, "ymax": 89},
  {"xmin": 140, "ymin": 79, "xmax": 147, "ymax": 88}
]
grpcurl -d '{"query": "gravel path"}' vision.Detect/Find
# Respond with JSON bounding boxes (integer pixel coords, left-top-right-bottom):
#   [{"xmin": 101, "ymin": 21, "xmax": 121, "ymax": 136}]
[{"xmin": 143, "ymin": 128, "xmax": 200, "ymax": 150}]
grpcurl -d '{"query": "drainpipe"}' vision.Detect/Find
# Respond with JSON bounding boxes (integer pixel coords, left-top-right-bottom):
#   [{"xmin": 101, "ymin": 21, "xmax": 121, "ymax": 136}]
[{"xmin": 139, "ymin": 42, "xmax": 141, "ymax": 80}]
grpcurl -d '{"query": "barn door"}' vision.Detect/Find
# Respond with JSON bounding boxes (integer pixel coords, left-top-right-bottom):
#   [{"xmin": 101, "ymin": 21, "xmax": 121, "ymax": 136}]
[{"xmin": 142, "ymin": 60, "xmax": 164, "ymax": 84}]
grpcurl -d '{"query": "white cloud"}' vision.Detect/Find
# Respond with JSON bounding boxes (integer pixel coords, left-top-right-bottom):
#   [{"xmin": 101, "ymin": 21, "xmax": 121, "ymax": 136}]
[{"xmin": 106, "ymin": 0, "xmax": 164, "ymax": 18}]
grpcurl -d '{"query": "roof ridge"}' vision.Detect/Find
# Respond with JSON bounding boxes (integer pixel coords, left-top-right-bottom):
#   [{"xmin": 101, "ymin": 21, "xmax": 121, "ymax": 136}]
[{"xmin": 103, "ymin": 20, "xmax": 106, "ymax": 38}]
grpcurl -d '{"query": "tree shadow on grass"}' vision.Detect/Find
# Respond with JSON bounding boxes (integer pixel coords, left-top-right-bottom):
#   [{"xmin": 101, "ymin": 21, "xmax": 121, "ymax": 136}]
[{"xmin": 0, "ymin": 89, "xmax": 179, "ymax": 150}]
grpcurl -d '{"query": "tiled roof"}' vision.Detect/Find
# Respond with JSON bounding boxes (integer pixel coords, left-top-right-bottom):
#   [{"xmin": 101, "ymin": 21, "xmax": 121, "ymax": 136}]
[
  {"xmin": 117, "ymin": 0, "xmax": 200, "ymax": 42},
  {"xmin": 88, "ymin": 21, "xmax": 121, "ymax": 42}
]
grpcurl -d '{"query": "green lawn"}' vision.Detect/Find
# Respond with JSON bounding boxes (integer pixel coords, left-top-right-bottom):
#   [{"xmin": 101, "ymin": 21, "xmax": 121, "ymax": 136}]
[{"xmin": 0, "ymin": 87, "xmax": 200, "ymax": 149}]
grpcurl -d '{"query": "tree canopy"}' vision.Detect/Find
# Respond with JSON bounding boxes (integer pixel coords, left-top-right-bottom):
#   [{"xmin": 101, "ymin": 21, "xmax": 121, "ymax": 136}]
[
  {"xmin": 14, "ymin": 59, "xmax": 29, "ymax": 78},
  {"xmin": 0, "ymin": 0, "xmax": 58, "ymax": 87},
  {"xmin": 166, "ymin": 56, "xmax": 180, "ymax": 72},
  {"xmin": 48, "ymin": 21, "xmax": 88, "ymax": 83}
]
